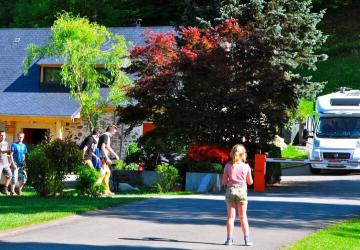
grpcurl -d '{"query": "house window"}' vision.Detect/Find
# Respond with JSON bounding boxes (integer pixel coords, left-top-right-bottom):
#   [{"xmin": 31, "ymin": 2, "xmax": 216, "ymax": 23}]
[
  {"xmin": 43, "ymin": 67, "xmax": 62, "ymax": 85},
  {"xmin": 40, "ymin": 66, "xmax": 111, "ymax": 87}
]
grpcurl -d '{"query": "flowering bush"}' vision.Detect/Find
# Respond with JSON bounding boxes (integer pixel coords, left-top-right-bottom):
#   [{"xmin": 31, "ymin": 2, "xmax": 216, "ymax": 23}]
[
  {"xmin": 187, "ymin": 144, "xmax": 230, "ymax": 165},
  {"xmin": 113, "ymin": 160, "xmax": 143, "ymax": 172}
]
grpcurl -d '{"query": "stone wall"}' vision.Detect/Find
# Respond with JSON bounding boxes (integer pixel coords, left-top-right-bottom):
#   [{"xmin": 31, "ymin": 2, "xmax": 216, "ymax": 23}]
[{"xmin": 64, "ymin": 111, "xmax": 143, "ymax": 159}]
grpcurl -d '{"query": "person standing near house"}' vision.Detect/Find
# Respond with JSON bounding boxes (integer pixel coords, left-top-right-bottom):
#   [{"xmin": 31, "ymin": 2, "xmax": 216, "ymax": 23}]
[
  {"xmin": 80, "ymin": 128, "xmax": 101, "ymax": 168},
  {"xmin": 98, "ymin": 125, "xmax": 119, "ymax": 196},
  {"xmin": 223, "ymin": 144, "xmax": 254, "ymax": 246},
  {"xmin": 10, "ymin": 132, "xmax": 28, "ymax": 195},
  {"xmin": 0, "ymin": 131, "xmax": 13, "ymax": 195}
]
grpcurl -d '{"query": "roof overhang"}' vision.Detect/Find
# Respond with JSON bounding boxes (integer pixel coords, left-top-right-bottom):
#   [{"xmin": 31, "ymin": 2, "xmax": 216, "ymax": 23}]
[{"xmin": 0, "ymin": 114, "xmax": 80, "ymax": 123}]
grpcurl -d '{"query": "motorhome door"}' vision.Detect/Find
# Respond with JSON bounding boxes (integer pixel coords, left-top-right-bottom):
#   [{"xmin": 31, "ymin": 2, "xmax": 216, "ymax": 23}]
[{"xmin": 305, "ymin": 115, "xmax": 315, "ymax": 154}]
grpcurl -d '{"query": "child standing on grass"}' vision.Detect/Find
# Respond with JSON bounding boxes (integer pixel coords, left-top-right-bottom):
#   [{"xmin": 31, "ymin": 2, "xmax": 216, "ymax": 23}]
[{"xmin": 223, "ymin": 144, "xmax": 254, "ymax": 246}]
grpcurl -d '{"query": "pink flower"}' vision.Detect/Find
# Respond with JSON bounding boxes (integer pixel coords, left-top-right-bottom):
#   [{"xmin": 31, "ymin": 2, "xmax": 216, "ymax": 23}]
[{"xmin": 137, "ymin": 164, "xmax": 143, "ymax": 172}]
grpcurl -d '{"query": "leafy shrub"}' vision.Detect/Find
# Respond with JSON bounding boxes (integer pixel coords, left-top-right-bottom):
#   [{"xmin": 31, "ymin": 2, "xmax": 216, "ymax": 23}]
[
  {"xmin": 27, "ymin": 138, "xmax": 83, "ymax": 197},
  {"xmin": 188, "ymin": 162, "xmax": 223, "ymax": 174},
  {"xmin": 124, "ymin": 143, "xmax": 143, "ymax": 164},
  {"xmin": 75, "ymin": 165, "xmax": 105, "ymax": 197},
  {"xmin": 155, "ymin": 164, "xmax": 180, "ymax": 192},
  {"xmin": 126, "ymin": 143, "xmax": 140, "ymax": 155},
  {"xmin": 127, "ymin": 162, "xmax": 139, "ymax": 171},
  {"xmin": 266, "ymin": 145, "xmax": 282, "ymax": 185},
  {"xmin": 113, "ymin": 160, "xmax": 143, "ymax": 172},
  {"xmin": 137, "ymin": 131, "xmax": 191, "ymax": 169},
  {"xmin": 113, "ymin": 159, "xmax": 127, "ymax": 170}
]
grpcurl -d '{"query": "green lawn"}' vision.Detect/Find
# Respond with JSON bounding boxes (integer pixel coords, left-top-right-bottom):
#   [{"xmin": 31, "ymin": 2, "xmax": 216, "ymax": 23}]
[
  {"xmin": 286, "ymin": 217, "xmax": 360, "ymax": 250},
  {"xmin": 280, "ymin": 145, "xmax": 308, "ymax": 168},
  {"xmin": 0, "ymin": 187, "xmax": 194, "ymax": 231},
  {"xmin": 281, "ymin": 145, "xmax": 307, "ymax": 160},
  {"xmin": 0, "ymin": 187, "xmax": 145, "ymax": 231},
  {"xmin": 304, "ymin": 54, "xmax": 360, "ymax": 95}
]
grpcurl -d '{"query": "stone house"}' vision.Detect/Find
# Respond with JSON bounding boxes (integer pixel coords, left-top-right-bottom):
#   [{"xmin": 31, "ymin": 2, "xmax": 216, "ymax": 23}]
[{"xmin": 0, "ymin": 27, "xmax": 171, "ymax": 157}]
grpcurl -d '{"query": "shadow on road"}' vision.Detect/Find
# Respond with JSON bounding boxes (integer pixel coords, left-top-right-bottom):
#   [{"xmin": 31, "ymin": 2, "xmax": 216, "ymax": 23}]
[
  {"xmin": 118, "ymin": 237, "xmax": 230, "ymax": 247},
  {"xmin": 79, "ymin": 193, "xmax": 360, "ymax": 230},
  {"xmin": 0, "ymin": 241, "xmax": 184, "ymax": 250}
]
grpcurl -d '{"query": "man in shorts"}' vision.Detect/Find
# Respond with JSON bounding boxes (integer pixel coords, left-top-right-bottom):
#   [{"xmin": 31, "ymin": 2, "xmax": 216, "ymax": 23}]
[
  {"xmin": 97, "ymin": 125, "xmax": 119, "ymax": 196},
  {"xmin": 80, "ymin": 128, "xmax": 101, "ymax": 168},
  {"xmin": 10, "ymin": 132, "xmax": 28, "ymax": 195},
  {"xmin": 0, "ymin": 131, "xmax": 13, "ymax": 195}
]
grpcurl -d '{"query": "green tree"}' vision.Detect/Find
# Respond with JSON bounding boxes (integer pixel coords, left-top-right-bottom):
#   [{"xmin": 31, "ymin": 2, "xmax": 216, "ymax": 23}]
[
  {"xmin": 11, "ymin": 0, "xmax": 69, "ymax": 27},
  {"xmin": 4, "ymin": 0, "xmax": 187, "ymax": 27},
  {"xmin": 24, "ymin": 13, "xmax": 131, "ymax": 131},
  {"xmin": 313, "ymin": 0, "xmax": 352, "ymax": 9},
  {"xmin": 0, "ymin": 1, "xmax": 16, "ymax": 27},
  {"xmin": 181, "ymin": 0, "xmax": 224, "ymax": 27},
  {"xmin": 182, "ymin": 0, "xmax": 327, "ymax": 99}
]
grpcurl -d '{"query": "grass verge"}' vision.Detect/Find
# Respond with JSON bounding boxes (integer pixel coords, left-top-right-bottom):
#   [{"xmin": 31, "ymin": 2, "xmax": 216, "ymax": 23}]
[
  {"xmin": 285, "ymin": 217, "xmax": 360, "ymax": 250},
  {"xmin": 0, "ymin": 186, "xmax": 194, "ymax": 231},
  {"xmin": 281, "ymin": 145, "xmax": 307, "ymax": 160},
  {"xmin": 281, "ymin": 145, "xmax": 308, "ymax": 168}
]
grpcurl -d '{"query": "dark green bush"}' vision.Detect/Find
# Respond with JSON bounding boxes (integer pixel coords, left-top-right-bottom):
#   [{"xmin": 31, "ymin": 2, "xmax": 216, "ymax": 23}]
[
  {"xmin": 75, "ymin": 165, "xmax": 105, "ymax": 197},
  {"xmin": 239, "ymin": 142, "xmax": 281, "ymax": 185},
  {"xmin": 137, "ymin": 131, "xmax": 191, "ymax": 169},
  {"xmin": 266, "ymin": 145, "xmax": 282, "ymax": 185},
  {"xmin": 155, "ymin": 164, "xmax": 180, "ymax": 192},
  {"xmin": 124, "ymin": 143, "xmax": 144, "ymax": 164},
  {"xmin": 27, "ymin": 138, "xmax": 83, "ymax": 197},
  {"xmin": 188, "ymin": 161, "xmax": 223, "ymax": 174}
]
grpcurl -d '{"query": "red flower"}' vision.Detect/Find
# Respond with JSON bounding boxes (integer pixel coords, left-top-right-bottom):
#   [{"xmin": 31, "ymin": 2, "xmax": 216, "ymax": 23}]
[
  {"xmin": 137, "ymin": 164, "xmax": 143, "ymax": 172},
  {"xmin": 187, "ymin": 144, "xmax": 230, "ymax": 165}
]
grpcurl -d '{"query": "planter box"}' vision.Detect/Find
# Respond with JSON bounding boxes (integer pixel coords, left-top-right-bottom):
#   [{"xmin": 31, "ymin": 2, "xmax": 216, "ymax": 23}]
[
  {"xmin": 185, "ymin": 172, "xmax": 224, "ymax": 193},
  {"xmin": 141, "ymin": 170, "xmax": 159, "ymax": 186},
  {"xmin": 111, "ymin": 170, "xmax": 159, "ymax": 189},
  {"xmin": 111, "ymin": 170, "xmax": 142, "ymax": 192}
]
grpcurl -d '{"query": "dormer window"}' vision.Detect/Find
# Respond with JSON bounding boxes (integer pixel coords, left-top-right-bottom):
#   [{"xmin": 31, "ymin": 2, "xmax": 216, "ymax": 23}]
[
  {"xmin": 43, "ymin": 67, "xmax": 62, "ymax": 85},
  {"xmin": 39, "ymin": 63, "xmax": 110, "ymax": 87}
]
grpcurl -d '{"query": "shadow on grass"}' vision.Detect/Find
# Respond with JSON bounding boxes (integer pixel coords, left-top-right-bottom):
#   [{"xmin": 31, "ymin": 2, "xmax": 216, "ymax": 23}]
[
  {"xmin": 330, "ymin": 220, "xmax": 360, "ymax": 239},
  {"xmin": 0, "ymin": 187, "xmax": 143, "ymax": 220}
]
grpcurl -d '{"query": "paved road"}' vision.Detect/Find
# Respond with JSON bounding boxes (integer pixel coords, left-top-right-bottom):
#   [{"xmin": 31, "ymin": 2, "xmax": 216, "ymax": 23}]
[{"xmin": 0, "ymin": 166, "xmax": 359, "ymax": 250}]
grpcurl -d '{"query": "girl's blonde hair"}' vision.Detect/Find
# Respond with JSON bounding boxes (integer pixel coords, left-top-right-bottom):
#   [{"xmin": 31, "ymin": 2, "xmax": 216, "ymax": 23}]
[{"xmin": 230, "ymin": 144, "xmax": 247, "ymax": 164}]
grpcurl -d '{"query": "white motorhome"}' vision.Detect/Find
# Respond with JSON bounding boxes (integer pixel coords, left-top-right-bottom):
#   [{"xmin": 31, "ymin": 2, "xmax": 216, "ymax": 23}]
[{"xmin": 304, "ymin": 87, "xmax": 360, "ymax": 174}]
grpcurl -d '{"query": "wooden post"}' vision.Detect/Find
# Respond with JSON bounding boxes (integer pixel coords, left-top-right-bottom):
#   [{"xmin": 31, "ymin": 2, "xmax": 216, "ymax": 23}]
[{"xmin": 254, "ymin": 154, "xmax": 266, "ymax": 192}]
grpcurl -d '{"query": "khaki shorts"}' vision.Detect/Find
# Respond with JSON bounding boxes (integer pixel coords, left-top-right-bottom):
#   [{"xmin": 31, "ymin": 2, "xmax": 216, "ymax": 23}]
[{"xmin": 225, "ymin": 186, "xmax": 248, "ymax": 205}]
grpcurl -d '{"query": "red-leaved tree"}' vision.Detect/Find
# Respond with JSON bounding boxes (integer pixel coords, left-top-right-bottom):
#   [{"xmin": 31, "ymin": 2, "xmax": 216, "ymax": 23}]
[{"xmin": 118, "ymin": 18, "xmax": 306, "ymax": 153}]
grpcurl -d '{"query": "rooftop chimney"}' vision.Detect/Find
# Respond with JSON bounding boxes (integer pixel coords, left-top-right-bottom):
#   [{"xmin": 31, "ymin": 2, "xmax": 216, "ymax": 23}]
[{"xmin": 136, "ymin": 18, "xmax": 142, "ymax": 27}]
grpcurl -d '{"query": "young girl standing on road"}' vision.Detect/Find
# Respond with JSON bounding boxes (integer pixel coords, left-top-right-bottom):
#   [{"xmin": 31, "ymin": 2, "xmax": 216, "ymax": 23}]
[{"xmin": 223, "ymin": 144, "xmax": 254, "ymax": 246}]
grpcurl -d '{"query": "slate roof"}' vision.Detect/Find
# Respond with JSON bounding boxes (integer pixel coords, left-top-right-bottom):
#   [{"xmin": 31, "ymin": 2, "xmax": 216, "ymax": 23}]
[{"xmin": 0, "ymin": 26, "xmax": 174, "ymax": 118}]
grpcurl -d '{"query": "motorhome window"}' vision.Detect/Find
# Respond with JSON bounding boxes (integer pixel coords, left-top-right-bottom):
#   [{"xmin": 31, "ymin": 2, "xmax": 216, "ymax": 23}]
[
  {"xmin": 316, "ymin": 117, "xmax": 360, "ymax": 138},
  {"xmin": 330, "ymin": 98, "xmax": 360, "ymax": 106}
]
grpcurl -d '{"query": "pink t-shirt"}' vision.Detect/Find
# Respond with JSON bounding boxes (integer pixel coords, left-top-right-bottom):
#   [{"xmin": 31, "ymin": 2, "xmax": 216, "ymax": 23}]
[{"xmin": 223, "ymin": 162, "xmax": 251, "ymax": 189}]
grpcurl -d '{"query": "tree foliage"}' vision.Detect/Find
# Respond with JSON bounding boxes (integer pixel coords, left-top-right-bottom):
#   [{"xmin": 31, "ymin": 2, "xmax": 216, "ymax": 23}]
[
  {"xmin": 118, "ymin": 19, "xmax": 307, "ymax": 147},
  {"xmin": 181, "ymin": 0, "xmax": 224, "ymax": 27},
  {"xmin": 24, "ymin": 13, "xmax": 131, "ymax": 131},
  {"xmin": 0, "ymin": 0, "xmax": 351, "ymax": 28},
  {"xmin": 1, "ymin": 0, "xmax": 186, "ymax": 27},
  {"xmin": 182, "ymin": 0, "xmax": 328, "ymax": 99},
  {"xmin": 313, "ymin": 0, "xmax": 352, "ymax": 9}
]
